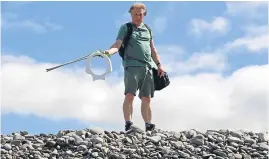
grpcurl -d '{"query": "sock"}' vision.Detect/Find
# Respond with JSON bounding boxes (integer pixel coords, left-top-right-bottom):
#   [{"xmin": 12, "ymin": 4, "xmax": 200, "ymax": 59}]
[
  {"xmin": 126, "ymin": 121, "xmax": 132, "ymax": 125},
  {"xmin": 145, "ymin": 122, "xmax": 151, "ymax": 127}
]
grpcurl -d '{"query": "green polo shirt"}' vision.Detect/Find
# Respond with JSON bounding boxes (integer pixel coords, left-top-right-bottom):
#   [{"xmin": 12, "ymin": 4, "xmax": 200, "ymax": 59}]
[{"xmin": 116, "ymin": 22, "xmax": 155, "ymax": 69}]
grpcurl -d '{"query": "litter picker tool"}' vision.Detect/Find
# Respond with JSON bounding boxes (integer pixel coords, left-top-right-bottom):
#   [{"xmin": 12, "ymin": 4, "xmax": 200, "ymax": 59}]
[
  {"xmin": 46, "ymin": 54, "xmax": 90, "ymax": 72},
  {"xmin": 45, "ymin": 50, "xmax": 112, "ymax": 81}
]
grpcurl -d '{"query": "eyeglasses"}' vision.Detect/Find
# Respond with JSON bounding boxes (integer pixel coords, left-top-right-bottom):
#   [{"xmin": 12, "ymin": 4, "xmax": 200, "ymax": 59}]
[{"xmin": 132, "ymin": 13, "xmax": 144, "ymax": 17}]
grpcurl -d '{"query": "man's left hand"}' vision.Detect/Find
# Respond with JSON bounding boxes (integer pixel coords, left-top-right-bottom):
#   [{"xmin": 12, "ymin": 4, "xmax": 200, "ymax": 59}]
[{"xmin": 157, "ymin": 64, "xmax": 165, "ymax": 77}]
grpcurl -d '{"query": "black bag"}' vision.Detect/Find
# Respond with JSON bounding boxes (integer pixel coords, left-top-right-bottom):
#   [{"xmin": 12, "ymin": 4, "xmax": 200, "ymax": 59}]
[
  {"xmin": 119, "ymin": 22, "xmax": 170, "ymax": 91},
  {"xmin": 152, "ymin": 67, "xmax": 170, "ymax": 91}
]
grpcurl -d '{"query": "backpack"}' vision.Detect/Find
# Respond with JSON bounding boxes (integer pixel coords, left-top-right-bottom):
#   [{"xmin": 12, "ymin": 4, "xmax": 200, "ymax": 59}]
[{"xmin": 118, "ymin": 22, "xmax": 170, "ymax": 91}]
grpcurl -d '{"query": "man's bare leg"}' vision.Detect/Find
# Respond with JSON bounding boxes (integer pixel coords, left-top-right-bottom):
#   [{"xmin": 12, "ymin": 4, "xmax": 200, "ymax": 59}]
[
  {"xmin": 123, "ymin": 93, "xmax": 134, "ymax": 130},
  {"xmin": 141, "ymin": 96, "xmax": 152, "ymax": 123},
  {"xmin": 141, "ymin": 96, "xmax": 155, "ymax": 131}
]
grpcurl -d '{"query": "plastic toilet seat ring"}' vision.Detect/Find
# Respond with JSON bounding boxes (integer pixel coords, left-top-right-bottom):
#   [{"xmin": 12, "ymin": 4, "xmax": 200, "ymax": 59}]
[{"xmin": 85, "ymin": 52, "xmax": 112, "ymax": 81}]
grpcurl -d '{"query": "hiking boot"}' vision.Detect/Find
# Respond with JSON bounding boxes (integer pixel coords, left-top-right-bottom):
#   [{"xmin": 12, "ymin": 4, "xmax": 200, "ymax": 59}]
[
  {"xmin": 125, "ymin": 122, "xmax": 133, "ymax": 131},
  {"xmin": 146, "ymin": 123, "xmax": 156, "ymax": 131}
]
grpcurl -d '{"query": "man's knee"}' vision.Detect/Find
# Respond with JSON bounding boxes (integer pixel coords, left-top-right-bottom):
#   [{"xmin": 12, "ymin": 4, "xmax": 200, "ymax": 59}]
[
  {"xmin": 125, "ymin": 93, "xmax": 135, "ymax": 102},
  {"xmin": 141, "ymin": 96, "xmax": 151, "ymax": 104}
]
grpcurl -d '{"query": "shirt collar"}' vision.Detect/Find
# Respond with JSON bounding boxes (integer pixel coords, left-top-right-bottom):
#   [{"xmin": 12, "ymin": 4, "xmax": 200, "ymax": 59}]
[{"xmin": 131, "ymin": 22, "xmax": 144, "ymax": 28}]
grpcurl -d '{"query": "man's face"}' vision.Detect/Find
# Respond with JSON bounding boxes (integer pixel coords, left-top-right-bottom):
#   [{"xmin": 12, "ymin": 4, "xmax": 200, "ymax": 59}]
[{"xmin": 131, "ymin": 8, "xmax": 145, "ymax": 24}]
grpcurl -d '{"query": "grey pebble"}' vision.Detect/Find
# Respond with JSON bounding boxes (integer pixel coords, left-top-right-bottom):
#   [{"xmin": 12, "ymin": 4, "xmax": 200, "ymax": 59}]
[
  {"xmin": 190, "ymin": 134, "xmax": 204, "ymax": 146},
  {"xmin": 89, "ymin": 127, "xmax": 104, "ymax": 135},
  {"xmin": 1, "ymin": 127, "xmax": 268, "ymax": 159}
]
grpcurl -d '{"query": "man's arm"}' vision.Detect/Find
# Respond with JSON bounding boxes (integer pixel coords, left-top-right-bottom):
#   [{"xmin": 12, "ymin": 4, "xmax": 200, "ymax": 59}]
[
  {"xmin": 106, "ymin": 39, "xmax": 123, "ymax": 55},
  {"xmin": 105, "ymin": 24, "xmax": 127, "ymax": 56},
  {"xmin": 150, "ymin": 39, "xmax": 161, "ymax": 67}
]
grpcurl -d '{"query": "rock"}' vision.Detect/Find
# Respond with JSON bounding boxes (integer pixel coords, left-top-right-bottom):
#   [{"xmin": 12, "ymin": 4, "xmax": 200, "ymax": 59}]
[
  {"xmin": 1, "ymin": 128, "xmax": 268, "ymax": 159},
  {"xmin": 244, "ymin": 137, "xmax": 256, "ymax": 144},
  {"xmin": 190, "ymin": 134, "xmax": 204, "ymax": 146},
  {"xmin": 89, "ymin": 127, "xmax": 104, "ymax": 135},
  {"xmin": 92, "ymin": 152, "xmax": 98, "ymax": 157},
  {"xmin": 230, "ymin": 131, "xmax": 242, "ymax": 139},
  {"xmin": 72, "ymin": 134, "xmax": 84, "ymax": 145},
  {"xmin": 77, "ymin": 145, "xmax": 87, "ymax": 151},
  {"xmin": 171, "ymin": 141, "xmax": 183, "ymax": 149},
  {"xmin": 130, "ymin": 125, "xmax": 144, "ymax": 133},
  {"xmin": 13, "ymin": 133, "xmax": 25, "ymax": 140},
  {"xmin": 228, "ymin": 136, "xmax": 243, "ymax": 144},
  {"xmin": 148, "ymin": 135, "xmax": 161, "ymax": 143},
  {"xmin": 20, "ymin": 131, "xmax": 28, "ymax": 136},
  {"xmin": 258, "ymin": 132, "xmax": 269, "ymax": 142},
  {"xmin": 187, "ymin": 129, "xmax": 197, "ymax": 138},
  {"xmin": 213, "ymin": 149, "xmax": 227, "ymax": 157},
  {"xmin": 2, "ymin": 144, "xmax": 12, "ymax": 151},
  {"xmin": 11, "ymin": 140, "xmax": 21, "ymax": 146},
  {"xmin": 258, "ymin": 143, "xmax": 269, "ymax": 151},
  {"xmin": 76, "ymin": 130, "xmax": 86, "ymax": 136},
  {"xmin": 234, "ymin": 153, "xmax": 242, "ymax": 159},
  {"xmin": 90, "ymin": 135, "xmax": 103, "ymax": 144}
]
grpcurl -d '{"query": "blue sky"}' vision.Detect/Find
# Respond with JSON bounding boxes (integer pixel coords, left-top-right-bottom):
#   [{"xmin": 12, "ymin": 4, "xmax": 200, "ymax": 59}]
[{"xmin": 1, "ymin": 1, "xmax": 268, "ymax": 135}]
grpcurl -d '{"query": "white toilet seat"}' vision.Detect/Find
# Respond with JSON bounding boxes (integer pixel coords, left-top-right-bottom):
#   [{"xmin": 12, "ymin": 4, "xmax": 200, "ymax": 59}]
[{"xmin": 85, "ymin": 51, "xmax": 112, "ymax": 81}]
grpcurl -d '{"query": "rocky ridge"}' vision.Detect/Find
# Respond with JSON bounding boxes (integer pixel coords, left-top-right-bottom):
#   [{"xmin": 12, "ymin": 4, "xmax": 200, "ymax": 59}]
[{"xmin": 1, "ymin": 125, "xmax": 268, "ymax": 159}]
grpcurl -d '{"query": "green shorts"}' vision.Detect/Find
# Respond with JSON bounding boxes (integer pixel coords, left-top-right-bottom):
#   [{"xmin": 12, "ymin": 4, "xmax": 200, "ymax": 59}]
[{"xmin": 124, "ymin": 66, "xmax": 155, "ymax": 98}]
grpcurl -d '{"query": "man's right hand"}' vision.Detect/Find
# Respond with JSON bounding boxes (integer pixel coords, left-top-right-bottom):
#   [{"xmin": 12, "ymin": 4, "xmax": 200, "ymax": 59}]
[
  {"xmin": 94, "ymin": 50, "xmax": 111, "ymax": 58},
  {"xmin": 103, "ymin": 50, "xmax": 111, "ymax": 58},
  {"xmin": 95, "ymin": 39, "xmax": 122, "ymax": 58}
]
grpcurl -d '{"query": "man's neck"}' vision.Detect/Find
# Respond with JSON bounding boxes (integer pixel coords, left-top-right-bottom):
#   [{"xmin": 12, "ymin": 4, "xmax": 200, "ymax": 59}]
[{"xmin": 132, "ymin": 21, "xmax": 143, "ymax": 27}]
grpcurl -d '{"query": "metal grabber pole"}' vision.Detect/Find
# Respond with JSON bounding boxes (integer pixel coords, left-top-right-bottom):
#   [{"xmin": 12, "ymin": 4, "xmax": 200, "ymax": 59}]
[
  {"xmin": 46, "ymin": 50, "xmax": 113, "ymax": 81},
  {"xmin": 45, "ymin": 54, "xmax": 88, "ymax": 72},
  {"xmin": 45, "ymin": 51, "xmax": 105, "ymax": 72}
]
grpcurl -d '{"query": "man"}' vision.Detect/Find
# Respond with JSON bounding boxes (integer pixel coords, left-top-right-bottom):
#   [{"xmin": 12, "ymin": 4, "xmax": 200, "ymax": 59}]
[{"xmin": 104, "ymin": 3, "xmax": 165, "ymax": 131}]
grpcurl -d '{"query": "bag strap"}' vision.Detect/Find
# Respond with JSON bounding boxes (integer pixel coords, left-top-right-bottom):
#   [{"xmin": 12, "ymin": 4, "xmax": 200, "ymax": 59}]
[
  {"xmin": 144, "ymin": 24, "xmax": 152, "ymax": 41},
  {"xmin": 122, "ymin": 22, "xmax": 133, "ymax": 59}
]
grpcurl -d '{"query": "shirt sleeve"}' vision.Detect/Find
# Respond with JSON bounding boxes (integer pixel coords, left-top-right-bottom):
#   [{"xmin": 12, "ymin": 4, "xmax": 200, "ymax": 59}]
[{"xmin": 116, "ymin": 24, "xmax": 127, "ymax": 41}]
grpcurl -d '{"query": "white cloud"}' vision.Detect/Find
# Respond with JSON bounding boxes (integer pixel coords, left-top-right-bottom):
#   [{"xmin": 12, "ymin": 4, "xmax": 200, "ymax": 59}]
[
  {"xmin": 1, "ymin": 12, "xmax": 18, "ymax": 19},
  {"xmin": 5, "ymin": 1, "xmax": 32, "ymax": 8},
  {"xmin": 221, "ymin": 25, "xmax": 268, "ymax": 54},
  {"xmin": 189, "ymin": 17, "xmax": 229, "ymax": 37},
  {"xmin": 223, "ymin": 2, "xmax": 268, "ymax": 53},
  {"xmin": 154, "ymin": 45, "xmax": 227, "ymax": 74},
  {"xmin": 151, "ymin": 2, "xmax": 178, "ymax": 34},
  {"xmin": 156, "ymin": 45, "xmax": 184, "ymax": 60},
  {"xmin": 225, "ymin": 1, "xmax": 268, "ymax": 19},
  {"xmin": 115, "ymin": 12, "xmax": 130, "ymax": 29},
  {"xmin": 153, "ymin": 17, "xmax": 167, "ymax": 34},
  {"xmin": 2, "ymin": 13, "xmax": 63, "ymax": 33},
  {"xmin": 154, "ymin": 45, "xmax": 185, "ymax": 72},
  {"xmin": 2, "ymin": 54, "xmax": 268, "ymax": 133},
  {"xmin": 174, "ymin": 52, "xmax": 227, "ymax": 74},
  {"xmin": 242, "ymin": 25, "xmax": 268, "ymax": 36},
  {"xmin": 229, "ymin": 34, "xmax": 268, "ymax": 53},
  {"xmin": 115, "ymin": 2, "xmax": 177, "ymax": 34}
]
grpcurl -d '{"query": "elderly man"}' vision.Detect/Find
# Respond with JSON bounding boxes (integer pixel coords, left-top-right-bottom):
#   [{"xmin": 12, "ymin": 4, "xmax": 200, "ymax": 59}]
[{"xmin": 104, "ymin": 3, "xmax": 164, "ymax": 131}]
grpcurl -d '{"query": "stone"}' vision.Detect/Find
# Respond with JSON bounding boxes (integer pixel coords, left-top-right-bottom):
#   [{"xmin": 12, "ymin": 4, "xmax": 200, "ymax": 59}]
[
  {"xmin": 89, "ymin": 127, "xmax": 105, "ymax": 135},
  {"xmin": 0, "ymin": 128, "xmax": 268, "ymax": 159},
  {"xmin": 190, "ymin": 134, "xmax": 204, "ymax": 146}
]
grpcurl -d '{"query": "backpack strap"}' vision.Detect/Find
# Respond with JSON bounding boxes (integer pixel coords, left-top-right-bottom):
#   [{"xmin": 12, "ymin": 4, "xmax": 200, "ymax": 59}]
[
  {"xmin": 144, "ymin": 24, "xmax": 152, "ymax": 41},
  {"xmin": 124, "ymin": 22, "xmax": 133, "ymax": 47},
  {"xmin": 119, "ymin": 22, "xmax": 133, "ymax": 59}
]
